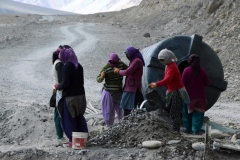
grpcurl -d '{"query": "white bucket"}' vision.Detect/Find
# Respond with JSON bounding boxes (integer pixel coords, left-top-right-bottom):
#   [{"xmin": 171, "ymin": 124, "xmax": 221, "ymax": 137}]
[{"xmin": 72, "ymin": 132, "xmax": 88, "ymax": 149}]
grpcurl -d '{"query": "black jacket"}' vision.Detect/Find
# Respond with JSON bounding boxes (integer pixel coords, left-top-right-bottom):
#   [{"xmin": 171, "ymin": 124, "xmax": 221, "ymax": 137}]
[{"xmin": 58, "ymin": 62, "xmax": 85, "ymax": 97}]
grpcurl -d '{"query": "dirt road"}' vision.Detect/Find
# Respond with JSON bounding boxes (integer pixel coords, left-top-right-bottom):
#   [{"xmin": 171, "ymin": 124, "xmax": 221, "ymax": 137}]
[{"xmin": 0, "ymin": 15, "xmax": 240, "ymax": 159}]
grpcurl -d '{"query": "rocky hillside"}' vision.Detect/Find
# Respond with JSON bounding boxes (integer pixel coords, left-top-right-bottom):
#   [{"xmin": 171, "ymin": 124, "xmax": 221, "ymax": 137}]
[
  {"xmin": 0, "ymin": 1, "xmax": 240, "ymax": 159},
  {"xmin": 82, "ymin": 0, "xmax": 240, "ymax": 102}
]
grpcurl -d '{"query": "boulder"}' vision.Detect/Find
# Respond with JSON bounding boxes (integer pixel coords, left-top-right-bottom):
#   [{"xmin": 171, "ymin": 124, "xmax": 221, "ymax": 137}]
[
  {"xmin": 192, "ymin": 142, "xmax": 205, "ymax": 151},
  {"xmin": 142, "ymin": 140, "xmax": 163, "ymax": 149},
  {"xmin": 143, "ymin": 33, "xmax": 150, "ymax": 38}
]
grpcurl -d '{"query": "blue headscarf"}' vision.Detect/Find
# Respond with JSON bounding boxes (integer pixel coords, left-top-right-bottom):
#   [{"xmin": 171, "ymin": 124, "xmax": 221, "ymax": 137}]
[{"xmin": 125, "ymin": 46, "xmax": 145, "ymax": 66}]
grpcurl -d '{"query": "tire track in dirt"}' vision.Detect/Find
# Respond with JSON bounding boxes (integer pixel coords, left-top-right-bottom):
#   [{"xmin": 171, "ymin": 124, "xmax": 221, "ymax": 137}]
[{"xmin": 7, "ymin": 23, "xmax": 98, "ymax": 105}]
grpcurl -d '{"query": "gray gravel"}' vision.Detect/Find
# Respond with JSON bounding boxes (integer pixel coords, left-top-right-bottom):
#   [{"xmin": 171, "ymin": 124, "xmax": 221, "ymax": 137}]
[{"xmin": 1, "ymin": 0, "xmax": 240, "ymax": 159}]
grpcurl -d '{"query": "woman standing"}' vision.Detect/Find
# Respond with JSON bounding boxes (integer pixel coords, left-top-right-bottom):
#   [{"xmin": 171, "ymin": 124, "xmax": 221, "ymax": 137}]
[
  {"xmin": 114, "ymin": 46, "xmax": 145, "ymax": 116},
  {"xmin": 52, "ymin": 48, "xmax": 64, "ymax": 141},
  {"xmin": 149, "ymin": 49, "xmax": 189, "ymax": 134},
  {"xmin": 55, "ymin": 47, "xmax": 88, "ymax": 147},
  {"xmin": 182, "ymin": 54, "xmax": 209, "ymax": 135},
  {"xmin": 97, "ymin": 52, "xmax": 128, "ymax": 127}
]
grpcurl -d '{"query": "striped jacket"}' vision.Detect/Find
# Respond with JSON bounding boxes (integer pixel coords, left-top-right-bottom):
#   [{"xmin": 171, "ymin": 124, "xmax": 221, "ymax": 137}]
[{"xmin": 97, "ymin": 61, "xmax": 128, "ymax": 93}]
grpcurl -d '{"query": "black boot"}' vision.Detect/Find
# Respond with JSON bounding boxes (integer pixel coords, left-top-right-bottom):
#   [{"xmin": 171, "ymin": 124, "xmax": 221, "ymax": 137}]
[{"xmin": 124, "ymin": 109, "xmax": 131, "ymax": 117}]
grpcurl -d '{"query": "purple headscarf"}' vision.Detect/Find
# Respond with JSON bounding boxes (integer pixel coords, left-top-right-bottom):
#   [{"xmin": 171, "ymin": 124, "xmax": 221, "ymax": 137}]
[
  {"xmin": 125, "ymin": 46, "xmax": 145, "ymax": 66},
  {"xmin": 108, "ymin": 52, "xmax": 120, "ymax": 68},
  {"xmin": 59, "ymin": 48, "xmax": 78, "ymax": 68}
]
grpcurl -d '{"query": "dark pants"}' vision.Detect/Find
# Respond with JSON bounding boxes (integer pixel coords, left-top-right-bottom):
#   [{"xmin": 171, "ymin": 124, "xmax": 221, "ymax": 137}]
[
  {"xmin": 134, "ymin": 89, "xmax": 144, "ymax": 109},
  {"xmin": 124, "ymin": 89, "xmax": 144, "ymax": 117},
  {"xmin": 54, "ymin": 107, "xmax": 63, "ymax": 139},
  {"xmin": 60, "ymin": 99, "xmax": 88, "ymax": 142},
  {"xmin": 124, "ymin": 109, "xmax": 131, "ymax": 116},
  {"xmin": 169, "ymin": 90, "xmax": 182, "ymax": 132}
]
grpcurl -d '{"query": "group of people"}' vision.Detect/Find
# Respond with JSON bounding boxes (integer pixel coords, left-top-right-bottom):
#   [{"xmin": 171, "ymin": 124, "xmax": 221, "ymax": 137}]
[
  {"xmin": 51, "ymin": 45, "xmax": 145, "ymax": 147},
  {"xmin": 98, "ymin": 47, "xmax": 209, "ymax": 135},
  {"xmin": 149, "ymin": 49, "xmax": 209, "ymax": 135},
  {"xmin": 96, "ymin": 46, "xmax": 145, "ymax": 127},
  {"xmin": 51, "ymin": 45, "xmax": 209, "ymax": 148}
]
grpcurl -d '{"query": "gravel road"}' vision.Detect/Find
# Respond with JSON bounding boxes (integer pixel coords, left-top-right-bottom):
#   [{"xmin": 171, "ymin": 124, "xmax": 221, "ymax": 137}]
[{"xmin": 0, "ymin": 14, "xmax": 240, "ymax": 160}]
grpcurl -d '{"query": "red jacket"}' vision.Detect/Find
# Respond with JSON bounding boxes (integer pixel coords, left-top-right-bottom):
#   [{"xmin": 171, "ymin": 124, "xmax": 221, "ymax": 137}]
[{"xmin": 156, "ymin": 62, "xmax": 184, "ymax": 92}]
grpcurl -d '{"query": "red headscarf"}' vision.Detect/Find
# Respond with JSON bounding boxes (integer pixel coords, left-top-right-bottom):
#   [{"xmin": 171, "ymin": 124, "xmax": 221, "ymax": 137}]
[{"xmin": 188, "ymin": 54, "xmax": 200, "ymax": 78}]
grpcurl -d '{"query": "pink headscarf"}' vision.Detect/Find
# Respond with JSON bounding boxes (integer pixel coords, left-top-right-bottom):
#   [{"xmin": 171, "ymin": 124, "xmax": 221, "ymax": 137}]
[{"xmin": 108, "ymin": 52, "xmax": 120, "ymax": 68}]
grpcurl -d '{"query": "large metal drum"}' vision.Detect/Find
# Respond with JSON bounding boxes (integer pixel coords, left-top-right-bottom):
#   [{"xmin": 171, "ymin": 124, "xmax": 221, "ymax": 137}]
[{"xmin": 141, "ymin": 34, "xmax": 227, "ymax": 111}]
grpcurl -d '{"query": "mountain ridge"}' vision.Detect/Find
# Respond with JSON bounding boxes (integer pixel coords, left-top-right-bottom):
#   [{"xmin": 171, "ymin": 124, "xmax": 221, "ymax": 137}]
[
  {"xmin": 81, "ymin": 0, "xmax": 240, "ymax": 102},
  {"xmin": 0, "ymin": 0, "xmax": 75, "ymax": 15},
  {"xmin": 13, "ymin": 0, "xmax": 142, "ymax": 14}
]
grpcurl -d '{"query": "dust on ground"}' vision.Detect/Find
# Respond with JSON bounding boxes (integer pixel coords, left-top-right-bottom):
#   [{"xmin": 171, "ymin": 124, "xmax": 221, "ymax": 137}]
[{"xmin": 1, "ymin": 0, "xmax": 240, "ymax": 159}]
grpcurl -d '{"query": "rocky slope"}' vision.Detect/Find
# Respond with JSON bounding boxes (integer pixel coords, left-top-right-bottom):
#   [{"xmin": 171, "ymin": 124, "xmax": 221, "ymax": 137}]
[
  {"xmin": 0, "ymin": 0, "xmax": 240, "ymax": 159},
  {"xmin": 81, "ymin": 0, "xmax": 240, "ymax": 102}
]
